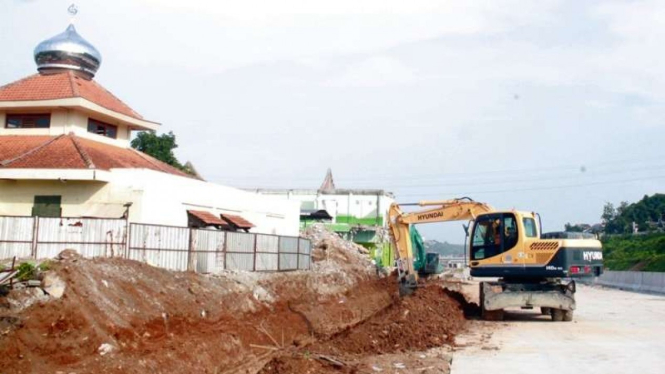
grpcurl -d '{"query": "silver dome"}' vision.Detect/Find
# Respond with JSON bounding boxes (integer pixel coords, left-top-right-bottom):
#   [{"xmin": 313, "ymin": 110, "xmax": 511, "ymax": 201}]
[{"xmin": 34, "ymin": 24, "xmax": 102, "ymax": 80}]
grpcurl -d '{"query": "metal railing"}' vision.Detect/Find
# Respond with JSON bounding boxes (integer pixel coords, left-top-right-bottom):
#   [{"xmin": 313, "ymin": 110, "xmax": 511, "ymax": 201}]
[{"xmin": 0, "ymin": 216, "xmax": 311, "ymax": 273}]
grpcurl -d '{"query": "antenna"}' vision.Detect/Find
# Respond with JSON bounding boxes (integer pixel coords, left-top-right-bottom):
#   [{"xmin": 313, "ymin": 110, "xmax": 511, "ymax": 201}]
[{"xmin": 68, "ymin": 3, "xmax": 79, "ymax": 24}]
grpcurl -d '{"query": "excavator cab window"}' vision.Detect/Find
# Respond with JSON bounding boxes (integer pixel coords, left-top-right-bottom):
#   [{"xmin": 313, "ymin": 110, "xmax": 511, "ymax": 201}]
[
  {"xmin": 523, "ymin": 217, "xmax": 538, "ymax": 237},
  {"xmin": 504, "ymin": 216, "xmax": 518, "ymax": 249},
  {"xmin": 471, "ymin": 213, "xmax": 519, "ymax": 260}
]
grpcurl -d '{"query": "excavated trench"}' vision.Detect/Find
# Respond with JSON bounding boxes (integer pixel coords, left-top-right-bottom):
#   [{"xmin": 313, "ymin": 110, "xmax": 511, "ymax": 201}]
[{"xmin": 258, "ymin": 283, "xmax": 473, "ymax": 374}]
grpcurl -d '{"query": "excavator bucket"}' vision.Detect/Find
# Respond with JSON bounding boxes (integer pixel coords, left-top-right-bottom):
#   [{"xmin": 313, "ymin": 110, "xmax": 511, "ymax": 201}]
[{"xmin": 399, "ymin": 274, "xmax": 418, "ymax": 297}]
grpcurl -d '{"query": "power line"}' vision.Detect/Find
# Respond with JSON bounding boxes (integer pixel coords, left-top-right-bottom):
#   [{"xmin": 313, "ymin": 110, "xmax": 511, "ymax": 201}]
[
  {"xmin": 218, "ymin": 163, "xmax": 665, "ymax": 191},
  {"xmin": 360, "ymin": 164, "xmax": 665, "ymax": 190},
  {"xmin": 395, "ymin": 174, "xmax": 665, "ymax": 198},
  {"xmin": 206, "ymin": 156, "xmax": 665, "ymax": 184}
]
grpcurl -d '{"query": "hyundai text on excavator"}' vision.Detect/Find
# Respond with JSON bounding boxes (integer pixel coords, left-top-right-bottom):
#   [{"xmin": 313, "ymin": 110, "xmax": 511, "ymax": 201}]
[{"xmin": 387, "ymin": 197, "xmax": 604, "ymax": 321}]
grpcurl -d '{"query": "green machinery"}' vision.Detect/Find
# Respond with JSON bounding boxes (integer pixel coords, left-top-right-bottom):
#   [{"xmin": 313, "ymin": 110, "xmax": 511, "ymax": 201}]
[{"xmin": 410, "ymin": 226, "xmax": 444, "ymax": 275}]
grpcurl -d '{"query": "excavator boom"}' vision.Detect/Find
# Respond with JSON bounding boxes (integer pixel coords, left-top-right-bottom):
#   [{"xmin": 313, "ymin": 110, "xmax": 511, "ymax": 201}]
[{"xmin": 388, "ymin": 197, "xmax": 493, "ymax": 294}]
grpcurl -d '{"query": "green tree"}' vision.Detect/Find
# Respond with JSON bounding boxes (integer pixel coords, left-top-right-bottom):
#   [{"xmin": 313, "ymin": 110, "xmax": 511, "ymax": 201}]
[
  {"xmin": 131, "ymin": 131, "xmax": 184, "ymax": 170},
  {"xmin": 564, "ymin": 223, "xmax": 584, "ymax": 232},
  {"xmin": 601, "ymin": 202, "xmax": 615, "ymax": 224},
  {"xmin": 602, "ymin": 194, "xmax": 665, "ymax": 234}
]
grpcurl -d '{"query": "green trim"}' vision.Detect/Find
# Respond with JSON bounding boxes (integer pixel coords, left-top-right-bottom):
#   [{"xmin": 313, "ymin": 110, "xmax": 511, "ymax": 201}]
[
  {"xmin": 300, "ymin": 221, "xmax": 352, "ymax": 233},
  {"xmin": 334, "ymin": 215, "xmax": 383, "ymax": 226}
]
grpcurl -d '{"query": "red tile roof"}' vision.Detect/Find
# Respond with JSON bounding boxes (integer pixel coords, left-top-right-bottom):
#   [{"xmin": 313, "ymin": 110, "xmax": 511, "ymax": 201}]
[
  {"xmin": 220, "ymin": 214, "xmax": 255, "ymax": 230},
  {"xmin": 187, "ymin": 210, "xmax": 226, "ymax": 226},
  {"xmin": 0, "ymin": 72, "xmax": 143, "ymax": 120},
  {"xmin": 0, "ymin": 134, "xmax": 196, "ymax": 179}
]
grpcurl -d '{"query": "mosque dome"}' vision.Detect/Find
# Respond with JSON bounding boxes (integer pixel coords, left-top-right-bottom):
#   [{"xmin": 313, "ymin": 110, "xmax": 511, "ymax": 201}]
[{"xmin": 34, "ymin": 24, "xmax": 102, "ymax": 80}]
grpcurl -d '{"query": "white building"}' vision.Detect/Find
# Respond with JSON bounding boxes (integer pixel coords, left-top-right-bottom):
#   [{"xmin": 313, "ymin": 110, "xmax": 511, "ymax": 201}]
[
  {"xmin": 0, "ymin": 24, "xmax": 299, "ymax": 236},
  {"xmin": 248, "ymin": 170, "xmax": 395, "ymax": 231},
  {"xmin": 250, "ymin": 188, "xmax": 395, "ymax": 228}
]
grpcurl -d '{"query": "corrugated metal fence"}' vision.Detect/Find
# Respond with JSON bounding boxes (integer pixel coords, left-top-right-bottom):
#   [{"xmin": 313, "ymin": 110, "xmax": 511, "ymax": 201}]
[{"xmin": 0, "ymin": 216, "xmax": 311, "ymax": 273}]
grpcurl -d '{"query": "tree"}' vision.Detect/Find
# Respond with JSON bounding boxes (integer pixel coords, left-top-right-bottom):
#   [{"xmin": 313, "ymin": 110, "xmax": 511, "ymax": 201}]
[
  {"xmin": 602, "ymin": 194, "xmax": 665, "ymax": 234},
  {"xmin": 131, "ymin": 131, "xmax": 185, "ymax": 170},
  {"xmin": 601, "ymin": 202, "xmax": 616, "ymax": 224},
  {"xmin": 565, "ymin": 223, "xmax": 590, "ymax": 232},
  {"xmin": 565, "ymin": 223, "xmax": 583, "ymax": 232}
]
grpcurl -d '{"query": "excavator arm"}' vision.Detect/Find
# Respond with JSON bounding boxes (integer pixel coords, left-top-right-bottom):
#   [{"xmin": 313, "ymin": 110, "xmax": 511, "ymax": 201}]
[{"xmin": 387, "ymin": 197, "xmax": 494, "ymax": 294}]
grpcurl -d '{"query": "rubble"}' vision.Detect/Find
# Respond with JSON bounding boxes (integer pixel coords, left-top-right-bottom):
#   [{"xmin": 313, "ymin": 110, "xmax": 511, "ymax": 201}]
[
  {"xmin": 98, "ymin": 343, "xmax": 116, "ymax": 356},
  {"xmin": 41, "ymin": 272, "xmax": 66, "ymax": 298},
  {"xmin": 303, "ymin": 223, "xmax": 376, "ymax": 279},
  {"xmin": 57, "ymin": 249, "xmax": 81, "ymax": 261}
]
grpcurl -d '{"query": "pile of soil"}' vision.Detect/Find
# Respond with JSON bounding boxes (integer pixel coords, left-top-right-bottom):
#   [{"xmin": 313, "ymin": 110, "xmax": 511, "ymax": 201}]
[
  {"xmin": 0, "ymin": 226, "xmax": 469, "ymax": 373},
  {"xmin": 315, "ymin": 285, "xmax": 465, "ymax": 354},
  {"xmin": 0, "ymin": 242, "xmax": 388, "ymax": 374},
  {"xmin": 259, "ymin": 283, "xmax": 467, "ymax": 373}
]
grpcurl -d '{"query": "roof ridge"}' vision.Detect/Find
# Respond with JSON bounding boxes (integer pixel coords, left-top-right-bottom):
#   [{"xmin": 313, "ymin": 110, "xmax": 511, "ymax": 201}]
[
  {"xmin": 88, "ymin": 79, "xmax": 143, "ymax": 119},
  {"xmin": 67, "ymin": 71, "xmax": 80, "ymax": 96},
  {"xmin": 68, "ymin": 132, "xmax": 96, "ymax": 169},
  {"xmin": 0, "ymin": 134, "xmax": 67, "ymax": 167}
]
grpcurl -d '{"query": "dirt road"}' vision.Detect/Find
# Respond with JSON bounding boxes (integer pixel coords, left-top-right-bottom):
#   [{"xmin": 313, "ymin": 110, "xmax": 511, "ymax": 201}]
[{"xmin": 451, "ymin": 285, "xmax": 665, "ymax": 374}]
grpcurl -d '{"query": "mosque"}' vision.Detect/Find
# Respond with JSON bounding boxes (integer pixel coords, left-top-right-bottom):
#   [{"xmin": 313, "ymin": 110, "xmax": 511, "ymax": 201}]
[{"xmin": 0, "ymin": 19, "xmax": 299, "ymax": 235}]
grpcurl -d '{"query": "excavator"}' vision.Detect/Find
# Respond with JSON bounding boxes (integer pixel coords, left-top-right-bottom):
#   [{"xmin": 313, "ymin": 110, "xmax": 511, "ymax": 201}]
[{"xmin": 387, "ymin": 197, "xmax": 604, "ymax": 321}]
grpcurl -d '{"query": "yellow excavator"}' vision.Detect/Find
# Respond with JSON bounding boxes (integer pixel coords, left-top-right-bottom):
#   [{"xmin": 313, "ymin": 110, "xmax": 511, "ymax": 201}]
[{"xmin": 387, "ymin": 197, "xmax": 604, "ymax": 321}]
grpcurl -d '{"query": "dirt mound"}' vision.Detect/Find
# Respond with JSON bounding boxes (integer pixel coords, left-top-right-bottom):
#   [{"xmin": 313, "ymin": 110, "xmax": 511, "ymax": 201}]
[
  {"xmin": 312, "ymin": 284, "xmax": 465, "ymax": 355},
  {"xmin": 0, "ymin": 231, "xmax": 468, "ymax": 373},
  {"xmin": 303, "ymin": 224, "xmax": 374, "ymax": 272},
  {"xmin": 258, "ymin": 283, "xmax": 467, "ymax": 373},
  {"xmin": 260, "ymin": 354, "xmax": 347, "ymax": 374},
  {"xmin": 0, "ymin": 252, "xmax": 392, "ymax": 373}
]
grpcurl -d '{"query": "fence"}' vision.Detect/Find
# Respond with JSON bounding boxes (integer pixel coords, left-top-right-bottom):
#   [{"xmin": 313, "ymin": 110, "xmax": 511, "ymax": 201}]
[
  {"xmin": 0, "ymin": 216, "xmax": 311, "ymax": 273},
  {"xmin": 588, "ymin": 270, "xmax": 665, "ymax": 294}
]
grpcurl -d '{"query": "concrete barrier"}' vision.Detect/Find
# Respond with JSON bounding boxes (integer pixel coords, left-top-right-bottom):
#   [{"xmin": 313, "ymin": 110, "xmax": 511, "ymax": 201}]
[{"xmin": 590, "ymin": 270, "xmax": 665, "ymax": 294}]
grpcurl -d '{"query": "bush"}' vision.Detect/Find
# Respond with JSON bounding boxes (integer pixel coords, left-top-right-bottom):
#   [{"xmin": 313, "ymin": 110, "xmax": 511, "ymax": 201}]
[
  {"xmin": 602, "ymin": 233, "xmax": 665, "ymax": 271},
  {"xmin": 16, "ymin": 262, "xmax": 37, "ymax": 281},
  {"xmin": 38, "ymin": 261, "xmax": 52, "ymax": 272}
]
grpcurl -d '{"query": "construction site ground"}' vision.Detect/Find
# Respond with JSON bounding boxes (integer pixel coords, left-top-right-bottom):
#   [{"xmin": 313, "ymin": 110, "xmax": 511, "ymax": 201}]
[
  {"xmin": 0, "ymin": 226, "xmax": 470, "ymax": 374},
  {"xmin": 2, "ymin": 225, "xmax": 664, "ymax": 374},
  {"xmin": 451, "ymin": 282, "xmax": 665, "ymax": 374}
]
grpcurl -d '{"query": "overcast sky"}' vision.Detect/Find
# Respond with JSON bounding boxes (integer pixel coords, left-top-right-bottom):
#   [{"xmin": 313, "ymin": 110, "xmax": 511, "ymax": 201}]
[{"xmin": 1, "ymin": 0, "xmax": 664, "ymax": 242}]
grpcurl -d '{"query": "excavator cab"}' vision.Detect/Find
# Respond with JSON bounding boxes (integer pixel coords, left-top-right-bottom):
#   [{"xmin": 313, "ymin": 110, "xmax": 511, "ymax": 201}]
[{"xmin": 470, "ymin": 213, "xmax": 519, "ymax": 262}]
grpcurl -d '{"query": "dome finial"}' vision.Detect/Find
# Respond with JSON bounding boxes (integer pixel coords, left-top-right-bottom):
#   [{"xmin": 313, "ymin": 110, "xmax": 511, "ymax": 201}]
[
  {"xmin": 33, "ymin": 5, "xmax": 102, "ymax": 80},
  {"xmin": 68, "ymin": 3, "xmax": 79, "ymax": 23}
]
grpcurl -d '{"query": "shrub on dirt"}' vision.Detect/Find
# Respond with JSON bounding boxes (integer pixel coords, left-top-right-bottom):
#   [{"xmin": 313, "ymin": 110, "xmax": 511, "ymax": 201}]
[
  {"xmin": 38, "ymin": 261, "xmax": 52, "ymax": 272},
  {"xmin": 16, "ymin": 262, "xmax": 37, "ymax": 281}
]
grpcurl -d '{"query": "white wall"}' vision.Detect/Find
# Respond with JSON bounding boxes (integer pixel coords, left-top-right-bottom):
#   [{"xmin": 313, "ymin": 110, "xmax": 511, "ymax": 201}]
[
  {"xmin": 252, "ymin": 189, "xmax": 395, "ymax": 226},
  {"xmin": 0, "ymin": 169, "xmax": 300, "ymax": 236},
  {"xmin": 0, "ymin": 178, "xmax": 140, "ymax": 218},
  {"xmin": 114, "ymin": 169, "xmax": 300, "ymax": 236}
]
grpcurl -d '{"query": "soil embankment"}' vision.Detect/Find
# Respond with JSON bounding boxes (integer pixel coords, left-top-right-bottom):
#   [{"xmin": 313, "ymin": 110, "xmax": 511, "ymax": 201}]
[{"xmin": 0, "ymin": 225, "xmax": 469, "ymax": 373}]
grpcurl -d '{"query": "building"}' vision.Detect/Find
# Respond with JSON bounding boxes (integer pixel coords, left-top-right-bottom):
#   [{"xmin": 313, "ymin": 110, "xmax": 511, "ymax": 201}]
[
  {"xmin": 0, "ymin": 23, "xmax": 299, "ymax": 236},
  {"xmin": 248, "ymin": 169, "xmax": 395, "ymax": 254}
]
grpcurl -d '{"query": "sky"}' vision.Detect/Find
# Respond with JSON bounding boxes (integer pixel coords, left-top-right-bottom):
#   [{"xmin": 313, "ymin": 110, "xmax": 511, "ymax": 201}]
[{"xmin": 1, "ymin": 0, "xmax": 664, "ymax": 243}]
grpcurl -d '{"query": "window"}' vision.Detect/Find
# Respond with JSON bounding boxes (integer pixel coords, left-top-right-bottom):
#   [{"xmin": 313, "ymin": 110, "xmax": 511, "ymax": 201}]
[
  {"xmin": 471, "ymin": 213, "xmax": 519, "ymax": 260},
  {"xmin": 523, "ymin": 217, "xmax": 538, "ymax": 238},
  {"xmin": 503, "ymin": 215, "xmax": 518, "ymax": 249},
  {"xmin": 6, "ymin": 113, "xmax": 51, "ymax": 128},
  {"xmin": 32, "ymin": 196, "xmax": 62, "ymax": 217},
  {"xmin": 87, "ymin": 118, "xmax": 117, "ymax": 139}
]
